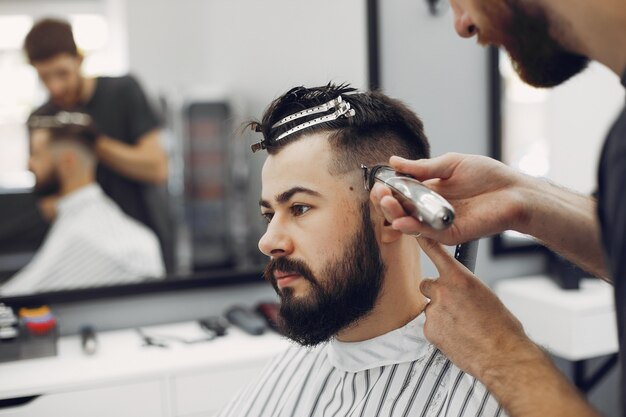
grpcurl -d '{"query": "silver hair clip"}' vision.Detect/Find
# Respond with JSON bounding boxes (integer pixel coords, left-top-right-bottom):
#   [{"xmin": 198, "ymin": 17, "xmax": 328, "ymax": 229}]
[
  {"xmin": 273, "ymin": 99, "xmax": 355, "ymax": 142},
  {"xmin": 250, "ymin": 95, "xmax": 356, "ymax": 153},
  {"xmin": 29, "ymin": 112, "xmax": 92, "ymax": 129},
  {"xmin": 271, "ymin": 96, "xmax": 346, "ymax": 129}
]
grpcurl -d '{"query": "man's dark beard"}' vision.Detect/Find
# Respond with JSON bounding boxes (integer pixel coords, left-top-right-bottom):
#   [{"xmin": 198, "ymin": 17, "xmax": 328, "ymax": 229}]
[
  {"xmin": 33, "ymin": 169, "xmax": 61, "ymax": 197},
  {"xmin": 263, "ymin": 204, "xmax": 385, "ymax": 346},
  {"xmin": 502, "ymin": 0, "xmax": 588, "ymax": 88}
]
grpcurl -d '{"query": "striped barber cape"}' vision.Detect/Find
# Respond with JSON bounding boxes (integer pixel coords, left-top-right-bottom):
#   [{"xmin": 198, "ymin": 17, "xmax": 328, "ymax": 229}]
[{"xmin": 218, "ymin": 314, "xmax": 506, "ymax": 417}]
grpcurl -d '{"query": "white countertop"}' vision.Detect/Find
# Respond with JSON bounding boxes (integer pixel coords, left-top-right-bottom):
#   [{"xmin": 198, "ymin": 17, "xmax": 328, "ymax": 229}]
[
  {"xmin": 0, "ymin": 321, "xmax": 290, "ymax": 400},
  {"xmin": 495, "ymin": 275, "xmax": 617, "ymax": 361}
]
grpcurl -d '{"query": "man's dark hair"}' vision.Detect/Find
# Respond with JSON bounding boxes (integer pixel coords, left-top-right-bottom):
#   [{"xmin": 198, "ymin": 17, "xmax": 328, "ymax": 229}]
[
  {"xmin": 253, "ymin": 83, "xmax": 430, "ymax": 175},
  {"xmin": 24, "ymin": 18, "xmax": 78, "ymax": 63},
  {"xmin": 47, "ymin": 125, "xmax": 97, "ymax": 153}
]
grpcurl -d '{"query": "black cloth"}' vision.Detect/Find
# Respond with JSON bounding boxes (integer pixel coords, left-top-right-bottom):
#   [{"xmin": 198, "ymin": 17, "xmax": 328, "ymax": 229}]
[
  {"xmin": 31, "ymin": 75, "xmax": 174, "ymax": 271},
  {"xmin": 0, "ymin": 193, "xmax": 47, "ymax": 254},
  {"xmin": 597, "ymin": 68, "xmax": 626, "ymax": 417}
]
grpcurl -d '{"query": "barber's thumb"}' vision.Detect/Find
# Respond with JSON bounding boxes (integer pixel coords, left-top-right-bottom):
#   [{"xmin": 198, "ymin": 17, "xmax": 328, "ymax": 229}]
[
  {"xmin": 420, "ymin": 278, "xmax": 438, "ymax": 299},
  {"xmin": 389, "ymin": 155, "xmax": 429, "ymax": 179}
]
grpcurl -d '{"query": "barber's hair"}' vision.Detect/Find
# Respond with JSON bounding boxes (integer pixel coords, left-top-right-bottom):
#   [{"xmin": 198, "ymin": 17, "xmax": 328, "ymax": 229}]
[
  {"xmin": 253, "ymin": 83, "xmax": 430, "ymax": 175},
  {"xmin": 28, "ymin": 112, "xmax": 98, "ymax": 154},
  {"xmin": 24, "ymin": 18, "xmax": 78, "ymax": 63}
]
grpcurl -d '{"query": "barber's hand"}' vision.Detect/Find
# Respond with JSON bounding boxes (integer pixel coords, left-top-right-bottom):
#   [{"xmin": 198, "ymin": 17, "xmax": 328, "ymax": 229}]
[
  {"xmin": 94, "ymin": 134, "xmax": 113, "ymax": 158},
  {"xmin": 370, "ymin": 153, "xmax": 529, "ymax": 245},
  {"xmin": 37, "ymin": 195, "xmax": 59, "ymax": 222},
  {"xmin": 417, "ymin": 237, "xmax": 539, "ymax": 381}
]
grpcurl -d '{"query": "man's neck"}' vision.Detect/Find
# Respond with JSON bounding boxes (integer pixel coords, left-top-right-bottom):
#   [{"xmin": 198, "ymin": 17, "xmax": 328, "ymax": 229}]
[
  {"xmin": 336, "ymin": 237, "xmax": 428, "ymax": 343},
  {"xmin": 60, "ymin": 175, "xmax": 95, "ymax": 197},
  {"xmin": 549, "ymin": 0, "xmax": 626, "ymax": 76}
]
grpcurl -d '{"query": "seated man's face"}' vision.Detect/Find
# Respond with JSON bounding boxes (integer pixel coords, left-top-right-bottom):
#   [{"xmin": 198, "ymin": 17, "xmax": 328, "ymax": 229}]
[
  {"xmin": 29, "ymin": 129, "xmax": 61, "ymax": 197},
  {"xmin": 259, "ymin": 134, "xmax": 385, "ymax": 346}
]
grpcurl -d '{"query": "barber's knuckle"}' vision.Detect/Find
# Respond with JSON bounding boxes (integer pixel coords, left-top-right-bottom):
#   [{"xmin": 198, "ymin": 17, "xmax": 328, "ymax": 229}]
[
  {"xmin": 438, "ymin": 236, "xmax": 453, "ymax": 246},
  {"xmin": 421, "ymin": 237, "xmax": 439, "ymax": 251},
  {"xmin": 454, "ymin": 274, "xmax": 472, "ymax": 290},
  {"xmin": 443, "ymin": 152, "xmax": 461, "ymax": 163},
  {"xmin": 420, "ymin": 279, "xmax": 437, "ymax": 294}
]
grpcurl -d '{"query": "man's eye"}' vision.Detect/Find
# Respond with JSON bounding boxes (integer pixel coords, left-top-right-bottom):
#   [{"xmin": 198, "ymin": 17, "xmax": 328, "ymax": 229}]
[
  {"xmin": 261, "ymin": 212, "xmax": 274, "ymax": 223},
  {"xmin": 291, "ymin": 204, "xmax": 311, "ymax": 217}
]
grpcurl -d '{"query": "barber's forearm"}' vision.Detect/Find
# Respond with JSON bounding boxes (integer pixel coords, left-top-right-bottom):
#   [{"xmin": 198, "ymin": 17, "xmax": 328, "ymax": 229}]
[
  {"xmin": 95, "ymin": 130, "xmax": 168, "ymax": 184},
  {"xmin": 482, "ymin": 343, "xmax": 600, "ymax": 417},
  {"xmin": 516, "ymin": 176, "xmax": 609, "ymax": 280}
]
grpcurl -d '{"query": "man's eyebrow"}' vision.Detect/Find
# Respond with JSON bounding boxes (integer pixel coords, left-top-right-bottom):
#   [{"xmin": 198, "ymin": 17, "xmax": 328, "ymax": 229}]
[{"xmin": 259, "ymin": 186, "xmax": 322, "ymax": 208}]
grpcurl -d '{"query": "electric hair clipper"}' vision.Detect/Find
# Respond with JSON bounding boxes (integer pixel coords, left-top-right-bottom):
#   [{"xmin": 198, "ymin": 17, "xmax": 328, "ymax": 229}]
[
  {"xmin": 362, "ymin": 164, "xmax": 479, "ymax": 273},
  {"xmin": 362, "ymin": 165, "xmax": 455, "ymax": 231}
]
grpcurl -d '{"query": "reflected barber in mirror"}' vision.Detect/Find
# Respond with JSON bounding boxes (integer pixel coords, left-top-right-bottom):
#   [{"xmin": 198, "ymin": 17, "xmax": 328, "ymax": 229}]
[
  {"xmin": 218, "ymin": 84, "xmax": 506, "ymax": 417},
  {"xmin": 369, "ymin": 0, "xmax": 626, "ymax": 416},
  {"xmin": 0, "ymin": 112, "xmax": 164, "ymax": 297},
  {"xmin": 21, "ymin": 18, "xmax": 173, "ymax": 270}
]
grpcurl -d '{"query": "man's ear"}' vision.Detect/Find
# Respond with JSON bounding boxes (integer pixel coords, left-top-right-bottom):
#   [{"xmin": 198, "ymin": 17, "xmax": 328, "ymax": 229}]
[{"xmin": 370, "ymin": 203, "xmax": 403, "ymax": 244}]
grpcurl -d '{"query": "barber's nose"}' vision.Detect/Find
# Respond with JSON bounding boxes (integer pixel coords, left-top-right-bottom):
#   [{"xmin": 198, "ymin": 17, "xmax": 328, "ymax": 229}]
[
  {"xmin": 258, "ymin": 221, "xmax": 294, "ymax": 258},
  {"xmin": 47, "ymin": 80, "xmax": 65, "ymax": 98},
  {"xmin": 450, "ymin": 0, "xmax": 477, "ymax": 38}
]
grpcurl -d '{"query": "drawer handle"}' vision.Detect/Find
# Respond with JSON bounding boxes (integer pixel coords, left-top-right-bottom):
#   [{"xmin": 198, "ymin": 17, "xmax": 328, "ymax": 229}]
[{"xmin": 0, "ymin": 395, "xmax": 41, "ymax": 409}]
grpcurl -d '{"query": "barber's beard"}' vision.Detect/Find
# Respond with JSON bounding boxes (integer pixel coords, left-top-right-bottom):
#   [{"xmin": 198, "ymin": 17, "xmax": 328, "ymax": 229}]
[
  {"xmin": 54, "ymin": 76, "xmax": 85, "ymax": 110},
  {"xmin": 33, "ymin": 168, "xmax": 61, "ymax": 197},
  {"xmin": 263, "ymin": 206, "xmax": 386, "ymax": 346},
  {"xmin": 487, "ymin": 0, "xmax": 588, "ymax": 87}
]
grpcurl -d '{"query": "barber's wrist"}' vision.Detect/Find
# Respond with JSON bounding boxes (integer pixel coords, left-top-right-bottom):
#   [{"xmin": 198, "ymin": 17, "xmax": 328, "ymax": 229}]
[
  {"xmin": 510, "ymin": 173, "xmax": 545, "ymax": 236},
  {"xmin": 480, "ymin": 337, "xmax": 550, "ymax": 402},
  {"xmin": 94, "ymin": 135, "xmax": 116, "ymax": 157},
  {"xmin": 481, "ymin": 339, "xmax": 598, "ymax": 416}
]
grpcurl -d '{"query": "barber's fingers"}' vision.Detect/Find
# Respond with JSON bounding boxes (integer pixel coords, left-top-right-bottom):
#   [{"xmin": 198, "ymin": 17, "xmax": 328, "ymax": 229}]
[
  {"xmin": 389, "ymin": 153, "xmax": 460, "ymax": 182},
  {"xmin": 419, "ymin": 278, "xmax": 438, "ymax": 300},
  {"xmin": 370, "ymin": 183, "xmax": 390, "ymax": 217},
  {"xmin": 370, "ymin": 183, "xmax": 391, "ymax": 202},
  {"xmin": 371, "ymin": 183, "xmax": 406, "ymax": 221},
  {"xmin": 391, "ymin": 216, "xmax": 432, "ymax": 236},
  {"xmin": 417, "ymin": 237, "xmax": 457, "ymax": 276},
  {"xmin": 371, "ymin": 183, "xmax": 436, "ymax": 236},
  {"xmin": 380, "ymin": 198, "xmax": 409, "ymax": 223}
]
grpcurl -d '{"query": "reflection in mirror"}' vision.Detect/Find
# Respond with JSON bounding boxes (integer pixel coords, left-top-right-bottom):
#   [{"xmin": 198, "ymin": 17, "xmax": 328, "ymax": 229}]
[
  {"xmin": 0, "ymin": 0, "xmax": 370, "ymax": 300},
  {"xmin": 491, "ymin": 47, "xmax": 625, "ymax": 253},
  {"xmin": 0, "ymin": 112, "xmax": 166, "ymax": 297},
  {"xmin": 0, "ymin": 9, "xmax": 140, "ymax": 296}
]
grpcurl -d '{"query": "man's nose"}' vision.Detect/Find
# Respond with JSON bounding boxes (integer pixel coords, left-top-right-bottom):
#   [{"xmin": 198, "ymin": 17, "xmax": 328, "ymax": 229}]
[
  {"xmin": 450, "ymin": 0, "xmax": 477, "ymax": 38},
  {"xmin": 258, "ymin": 219, "xmax": 294, "ymax": 257},
  {"xmin": 47, "ymin": 79, "xmax": 65, "ymax": 98}
]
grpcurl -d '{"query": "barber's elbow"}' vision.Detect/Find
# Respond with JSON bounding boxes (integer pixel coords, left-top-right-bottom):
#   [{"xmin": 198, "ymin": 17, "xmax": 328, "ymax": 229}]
[{"xmin": 151, "ymin": 156, "xmax": 169, "ymax": 184}]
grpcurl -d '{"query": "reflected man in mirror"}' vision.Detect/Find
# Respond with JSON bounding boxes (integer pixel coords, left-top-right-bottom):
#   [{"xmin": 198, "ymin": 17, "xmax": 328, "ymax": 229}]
[
  {"xmin": 22, "ymin": 18, "xmax": 173, "ymax": 271},
  {"xmin": 0, "ymin": 112, "xmax": 164, "ymax": 296}
]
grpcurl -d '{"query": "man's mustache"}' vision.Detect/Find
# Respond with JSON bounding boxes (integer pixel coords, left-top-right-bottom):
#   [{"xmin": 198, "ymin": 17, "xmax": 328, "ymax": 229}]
[{"xmin": 263, "ymin": 257, "xmax": 317, "ymax": 288}]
